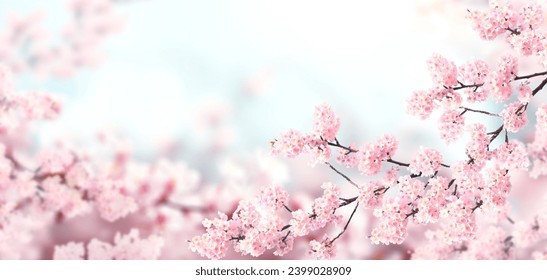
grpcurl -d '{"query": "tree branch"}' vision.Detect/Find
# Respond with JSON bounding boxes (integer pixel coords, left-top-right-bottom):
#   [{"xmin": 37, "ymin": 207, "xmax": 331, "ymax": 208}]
[
  {"xmin": 328, "ymin": 202, "xmax": 359, "ymax": 246},
  {"xmin": 325, "ymin": 162, "xmax": 359, "ymax": 188}
]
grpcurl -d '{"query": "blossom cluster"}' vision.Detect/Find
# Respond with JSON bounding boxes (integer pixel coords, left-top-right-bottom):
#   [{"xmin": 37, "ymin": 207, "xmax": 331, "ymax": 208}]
[
  {"xmin": 189, "ymin": 183, "xmax": 352, "ymax": 260},
  {"xmin": 467, "ymin": 0, "xmax": 547, "ymax": 66}
]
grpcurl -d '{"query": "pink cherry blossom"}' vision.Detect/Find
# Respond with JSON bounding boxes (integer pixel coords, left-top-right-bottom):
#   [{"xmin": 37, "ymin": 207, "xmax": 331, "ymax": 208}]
[
  {"xmin": 427, "ymin": 53, "xmax": 458, "ymax": 88},
  {"xmin": 336, "ymin": 143, "xmax": 358, "ymax": 168},
  {"xmin": 438, "ymin": 109, "xmax": 465, "ymax": 143},
  {"xmin": 42, "ymin": 176, "xmax": 90, "ymax": 218},
  {"xmin": 458, "ymin": 59, "xmax": 490, "ymax": 89},
  {"xmin": 358, "ymin": 181, "xmax": 385, "ymax": 209},
  {"xmin": 289, "ymin": 209, "xmax": 312, "ymax": 237},
  {"xmin": 398, "ymin": 175, "xmax": 424, "ymax": 200},
  {"xmin": 312, "ymin": 103, "xmax": 340, "ymax": 142},
  {"xmin": 465, "ymin": 123, "xmax": 491, "ymax": 167},
  {"xmin": 189, "ymin": 212, "xmax": 235, "ymax": 260},
  {"xmin": 311, "ymin": 182, "xmax": 341, "ymax": 229},
  {"xmin": 407, "ymin": 89, "xmax": 435, "ymax": 119},
  {"xmin": 500, "ymin": 101, "xmax": 528, "ymax": 132},
  {"xmin": 370, "ymin": 197, "xmax": 410, "ymax": 245},
  {"xmin": 484, "ymin": 55, "xmax": 518, "ymax": 102},
  {"xmin": 257, "ymin": 184, "xmax": 289, "ymax": 211},
  {"xmin": 308, "ymin": 236, "xmax": 336, "ymax": 259},
  {"xmin": 408, "ymin": 147, "xmax": 443, "ymax": 176},
  {"xmin": 483, "ymin": 166, "xmax": 511, "ymax": 211},
  {"xmin": 493, "ymin": 141, "xmax": 529, "ymax": 171},
  {"xmin": 271, "ymin": 129, "xmax": 305, "ymax": 158},
  {"xmin": 415, "ymin": 176, "xmax": 449, "ymax": 224},
  {"xmin": 357, "ymin": 135, "xmax": 398, "ymax": 176}
]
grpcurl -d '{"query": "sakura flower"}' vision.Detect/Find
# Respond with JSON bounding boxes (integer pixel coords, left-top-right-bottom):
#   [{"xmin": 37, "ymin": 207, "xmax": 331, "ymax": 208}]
[
  {"xmin": 500, "ymin": 101, "xmax": 528, "ymax": 132},
  {"xmin": 358, "ymin": 181, "xmax": 385, "ymax": 209},
  {"xmin": 427, "ymin": 53, "xmax": 458, "ymax": 87},
  {"xmin": 493, "ymin": 141, "xmax": 529, "ymax": 171},
  {"xmin": 312, "ymin": 103, "xmax": 340, "ymax": 142},
  {"xmin": 408, "ymin": 147, "xmax": 443, "ymax": 176},
  {"xmin": 438, "ymin": 109, "xmax": 465, "ymax": 143},
  {"xmin": 407, "ymin": 89, "xmax": 435, "ymax": 119},
  {"xmin": 308, "ymin": 235, "xmax": 336, "ymax": 259}
]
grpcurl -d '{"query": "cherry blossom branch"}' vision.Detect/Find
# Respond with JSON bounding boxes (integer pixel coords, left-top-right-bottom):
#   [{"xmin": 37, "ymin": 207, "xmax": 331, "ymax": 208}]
[
  {"xmin": 451, "ymin": 69, "xmax": 547, "ymax": 94},
  {"xmin": 488, "ymin": 76, "xmax": 547, "ymax": 144},
  {"xmin": 327, "ymin": 139, "xmax": 450, "ymax": 169}
]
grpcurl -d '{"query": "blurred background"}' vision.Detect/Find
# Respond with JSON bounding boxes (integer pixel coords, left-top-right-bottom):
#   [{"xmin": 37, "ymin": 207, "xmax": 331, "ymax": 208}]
[{"xmin": 1, "ymin": 0, "xmax": 506, "ymax": 159}]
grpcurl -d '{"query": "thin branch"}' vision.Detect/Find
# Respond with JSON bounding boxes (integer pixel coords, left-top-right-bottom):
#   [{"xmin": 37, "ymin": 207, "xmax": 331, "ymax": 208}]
[
  {"xmin": 386, "ymin": 158, "xmax": 410, "ymax": 167},
  {"xmin": 471, "ymin": 200, "xmax": 483, "ymax": 213},
  {"xmin": 283, "ymin": 204, "xmax": 293, "ymax": 213},
  {"xmin": 326, "ymin": 139, "xmax": 358, "ymax": 154},
  {"xmin": 514, "ymin": 70, "xmax": 547, "ymax": 81},
  {"xmin": 532, "ymin": 77, "xmax": 547, "ymax": 96},
  {"xmin": 373, "ymin": 186, "xmax": 390, "ymax": 196},
  {"xmin": 452, "ymin": 82, "xmax": 483, "ymax": 91},
  {"xmin": 488, "ymin": 125, "xmax": 504, "ymax": 143},
  {"xmin": 460, "ymin": 106, "xmax": 499, "ymax": 117},
  {"xmin": 328, "ymin": 202, "xmax": 359, "ymax": 246},
  {"xmin": 280, "ymin": 231, "xmax": 291, "ymax": 244},
  {"xmin": 325, "ymin": 162, "xmax": 359, "ymax": 188},
  {"xmin": 505, "ymin": 27, "xmax": 521, "ymax": 35},
  {"xmin": 339, "ymin": 196, "xmax": 358, "ymax": 207}
]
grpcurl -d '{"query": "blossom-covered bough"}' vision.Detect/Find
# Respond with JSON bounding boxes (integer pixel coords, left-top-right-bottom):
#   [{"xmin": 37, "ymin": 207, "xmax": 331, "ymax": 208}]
[{"xmin": 190, "ymin": 0, "xmax": 547, "ymax": 260}]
